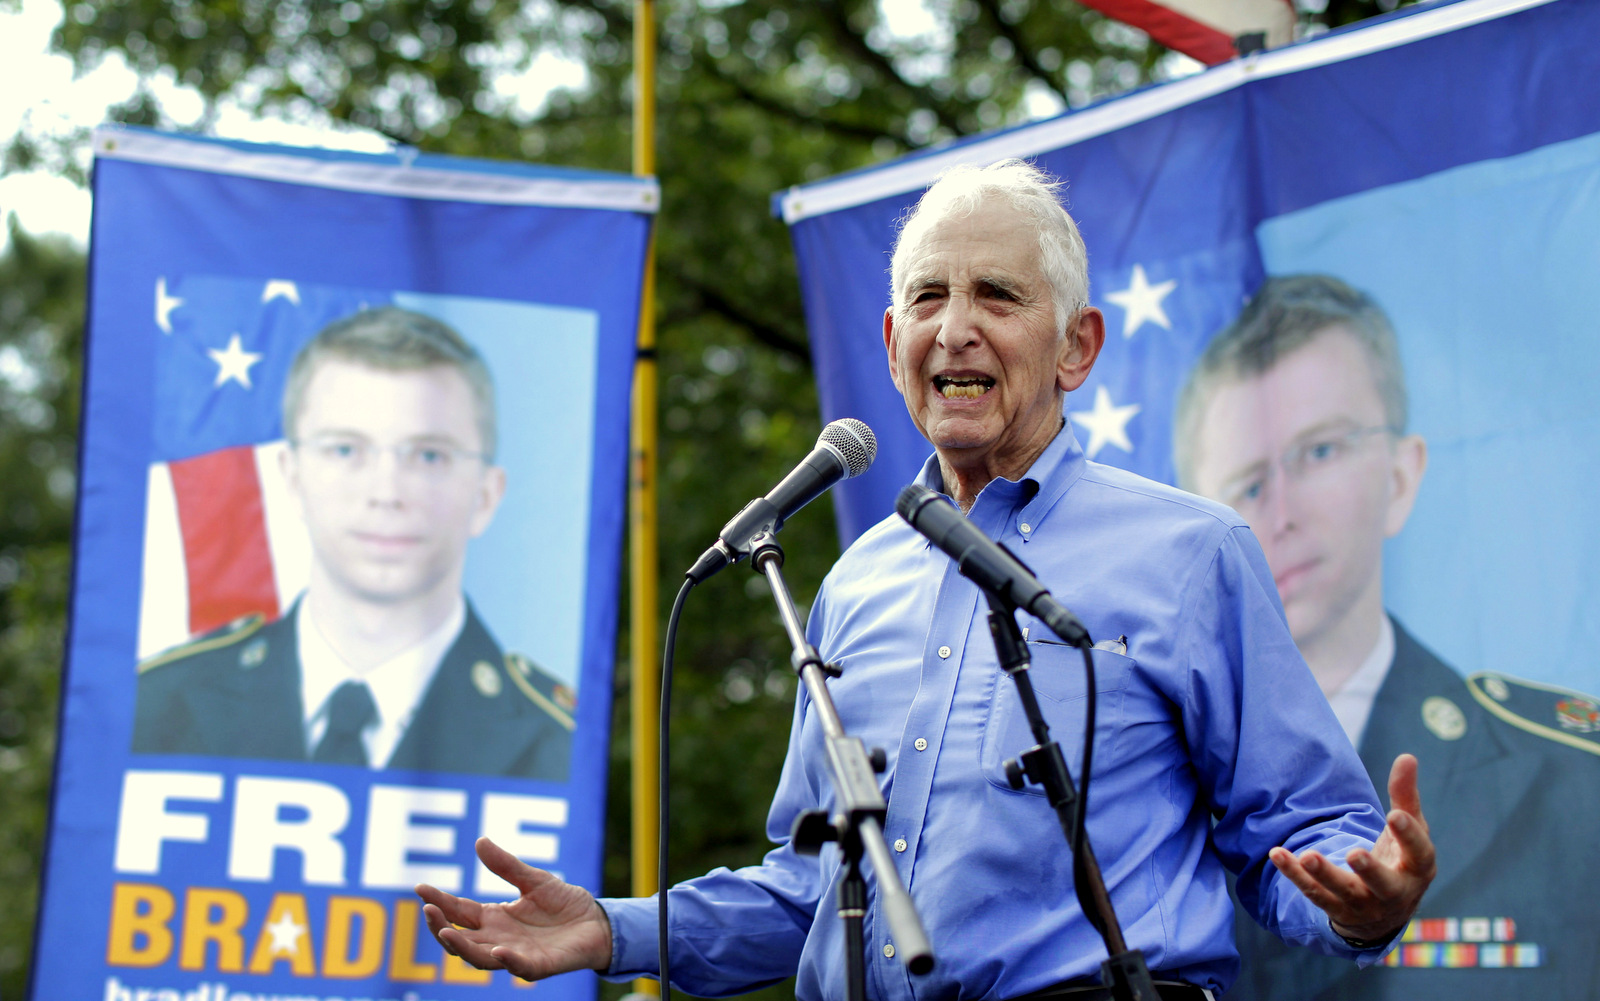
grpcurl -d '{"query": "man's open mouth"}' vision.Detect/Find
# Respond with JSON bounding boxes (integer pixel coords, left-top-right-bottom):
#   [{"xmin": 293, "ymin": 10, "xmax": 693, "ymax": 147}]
[{"xmin": 934, "ymin": 375, "xmax": 995, "ymax": 399}]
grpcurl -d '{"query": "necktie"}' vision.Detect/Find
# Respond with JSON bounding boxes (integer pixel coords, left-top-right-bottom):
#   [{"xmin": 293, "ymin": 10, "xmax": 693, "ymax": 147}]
[{"xmin": 313, "ymin": 680, "xmax": 377, "ymax": 765}]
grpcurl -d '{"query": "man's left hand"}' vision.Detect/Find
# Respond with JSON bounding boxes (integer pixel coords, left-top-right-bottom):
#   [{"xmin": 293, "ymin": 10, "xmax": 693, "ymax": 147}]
[{"xmin": 1269, "ymin": 752, "xmax": 1436, "ymax": 945}]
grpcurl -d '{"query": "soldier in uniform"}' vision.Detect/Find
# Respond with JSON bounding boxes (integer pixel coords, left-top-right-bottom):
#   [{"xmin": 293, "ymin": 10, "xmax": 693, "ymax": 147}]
[
  {"xmin": 134, "ymin": 307, "xmax": 573, "ymax": 781},
  {"xmin": 1175, "ymin": 274, "xmax": 1600, "ymax": 999}
]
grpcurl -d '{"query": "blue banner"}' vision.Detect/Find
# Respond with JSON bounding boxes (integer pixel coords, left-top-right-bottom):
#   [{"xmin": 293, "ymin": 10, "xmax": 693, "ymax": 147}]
[
  {"xmin": 783, "ymin": 0, "xmax": 1600, "ymax": 996},
  {"xmin": 36, "ymin": 128, "xmax": 654, "ymax": 1001},
  {"xmin": 783, "ymin": 0, "xmax": 1600, "ymax": 696}
]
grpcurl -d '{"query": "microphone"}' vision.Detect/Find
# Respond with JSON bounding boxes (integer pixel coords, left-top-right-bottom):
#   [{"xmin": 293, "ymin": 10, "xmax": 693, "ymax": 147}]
[
  {"xmin": 895, "ymin": 483, "xmax": 1091, "ymax": 648},
  {"xmin": 686, "ymin": 419, "xmax": 877, "ymax": 583}
]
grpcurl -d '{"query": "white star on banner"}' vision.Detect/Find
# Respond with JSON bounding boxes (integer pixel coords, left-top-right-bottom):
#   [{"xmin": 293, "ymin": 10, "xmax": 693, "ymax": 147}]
[
  {"xmin": 208, "ymin": 334, "xmax": 263, "ymax": 389},
  {"xmin": 1105, "ymin": 264, "xmax": 1177, "ymax": 339},
  {"xmin": 1070, "ymin": 386, "xmax": 1141, "ymax": 459},
  {"xmin": 155, "ymin": 277, "xmax": 183, "ymax": 334},
  {"xmin": 264, "ymin": 912, "xmax": 304, "ymax": 954},
  {"xmin": 262, "ymin": 280, "xmax": 301, "ymax": 305}
]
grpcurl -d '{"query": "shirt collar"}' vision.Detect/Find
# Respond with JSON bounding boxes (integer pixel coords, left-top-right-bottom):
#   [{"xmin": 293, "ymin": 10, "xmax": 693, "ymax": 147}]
[
  {"xmin": 297, "ymin": 595, "xmax": 467, "ymax": 767},
  {"xmin": 1326, "ymin": 614, "xmax": 1396, "ymax": 748},
  {"xmin": 915, "ymin": 410, "xmax": 1087, "ymax": 538}
]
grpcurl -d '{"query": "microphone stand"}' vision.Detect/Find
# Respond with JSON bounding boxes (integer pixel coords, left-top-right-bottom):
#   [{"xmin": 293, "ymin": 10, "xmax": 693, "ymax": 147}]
[
  {"xmin": 983, "ymin": 589, "xmax": 1159, "ymax": 1001},
  {"xmin": 747, "ymin": 533, "xmax": 935, "ymax": 1001}
]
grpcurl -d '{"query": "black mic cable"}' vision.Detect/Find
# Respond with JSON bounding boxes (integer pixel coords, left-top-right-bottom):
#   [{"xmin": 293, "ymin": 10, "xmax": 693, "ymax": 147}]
[
  {"xmin": 658, "ymin": 418, "xmax": 877, "ymax": 996},
  {"xmin": 657, "ymin": 576, "xmax": 691, "ymax": 1000}
]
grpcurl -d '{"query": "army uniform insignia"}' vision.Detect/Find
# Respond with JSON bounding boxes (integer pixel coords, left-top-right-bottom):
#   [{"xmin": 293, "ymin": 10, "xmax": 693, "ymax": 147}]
[
  {"xmin": 505, "ymin": 652, "xmax": 576, "ymax": 732},
  {"xmin": 554, "ymin": 684, "xmax": 577, "ymax": 713},
  {"xmin": 472, "ymin": 660, "xmax": 502, "ymax": 698},
  {"xmin": 138, "ymin": 612, "xmax": 266, "ymax": 674},
  {"xmin": 1554, "ymin": 696, "xmax": 1600, "ymax": 733},
  {"xmin": 1421, "ymin": 696, "xmax": 1466, "ymax": 741},
  {"xmin": 239, "ymin": 638, "xmax": 268, "ymax": 669},
  {"xmin": 1467, "ymin": 671, "xmax": 1600, "ymax": 756},
  {"xmin": 508, "ymin": 653, "xmax": 529, "ymax": 678},
  {"xmin": 1385, "ymin": 915, "xmax": 1541, "ymax": 969}
]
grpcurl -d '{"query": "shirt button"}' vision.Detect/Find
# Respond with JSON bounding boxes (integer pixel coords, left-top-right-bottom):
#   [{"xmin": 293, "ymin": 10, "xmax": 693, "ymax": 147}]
[
  {"xmin": 938, "ymin": 645, "xmax": 951, "ymax": 659},
  {"xmin": 883, "ymin": 943, "xmax": 896, "ymax": 959},
  {"xmin": 1020, "ymin": 522, "xmax": 1032, "ymax": 534},
  {"xmin": 914, "ymin": 738, "xmax": 928, "ymax": 751},
  {"xmin": 894, "ymin": 838, "xmax": 908, "ymax": 852}
]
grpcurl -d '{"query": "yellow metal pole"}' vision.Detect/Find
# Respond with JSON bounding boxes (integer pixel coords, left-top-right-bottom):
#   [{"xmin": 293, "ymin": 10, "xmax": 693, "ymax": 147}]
[{"xmin": 629, "ymin": 0, "xmax": 661, "ymax": 996}]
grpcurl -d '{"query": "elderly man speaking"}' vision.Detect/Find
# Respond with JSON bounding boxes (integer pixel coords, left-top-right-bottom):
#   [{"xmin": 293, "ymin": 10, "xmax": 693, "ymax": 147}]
[{"xmin": 415, "ymin": 161, "xmax": 1434, "ymax": 1000}]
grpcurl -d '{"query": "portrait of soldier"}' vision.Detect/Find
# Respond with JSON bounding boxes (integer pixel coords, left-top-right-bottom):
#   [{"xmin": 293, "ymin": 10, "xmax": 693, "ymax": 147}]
[
  {"xmin": 1175, "ymin": 274, "xmax": 1600, "ymax": 999},
  {"xmin": 133, "ymin": 306, "xmax": 574, "ymax": 781}
]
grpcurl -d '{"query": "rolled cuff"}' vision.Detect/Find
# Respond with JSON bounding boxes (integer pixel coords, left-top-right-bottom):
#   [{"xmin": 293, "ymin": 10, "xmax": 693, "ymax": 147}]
[
  {"xmin": 597, "ymin": 896, "xmax": 661, "ymax": 981},
  {"xmin": 1323, "ymin": 917, "xmax": 1403, "ymax": 967}
]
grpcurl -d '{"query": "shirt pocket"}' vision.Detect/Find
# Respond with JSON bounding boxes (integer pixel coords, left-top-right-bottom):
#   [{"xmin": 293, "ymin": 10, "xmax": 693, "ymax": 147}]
[{"xmin": 979, "ymin": 641, "xmax": 1135, "ymax": 795}]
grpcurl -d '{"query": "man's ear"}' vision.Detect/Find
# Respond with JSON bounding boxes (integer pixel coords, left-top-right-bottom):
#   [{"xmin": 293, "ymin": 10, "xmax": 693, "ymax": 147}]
[
  {"xmin": 1383, "ymin": 433, "xmax": 1428, "ymax": 538},
  {"xmin": 1057, "ymin": 307, "xmax": 1106, "ymax": 393},
  {"xmin": 883, "ymin": 306, "xmax": 905, "ymax": 396},
  {"xmin": 470, "ymin": 465, "xmax": 508, "ymax": 538}
]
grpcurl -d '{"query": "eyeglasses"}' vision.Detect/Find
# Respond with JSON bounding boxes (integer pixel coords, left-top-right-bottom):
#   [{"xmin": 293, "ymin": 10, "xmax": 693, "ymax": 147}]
[
  {"xmin": 1220, "ymin": 424, "xmax": 1397, "ymax": 513},
  {"xmin": 292, "ymin": 433, "xmax": 487, "ymax": 481}
]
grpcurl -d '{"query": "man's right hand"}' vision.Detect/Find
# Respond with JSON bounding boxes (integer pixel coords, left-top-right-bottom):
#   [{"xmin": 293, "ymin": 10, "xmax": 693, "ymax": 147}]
[{"xmin": 416, "ymin": 836, "xmax": 613, "ymax": 981}]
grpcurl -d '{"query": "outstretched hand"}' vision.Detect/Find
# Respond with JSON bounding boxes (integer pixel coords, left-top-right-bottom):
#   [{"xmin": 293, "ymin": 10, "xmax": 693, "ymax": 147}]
[
  {"xmin": 416, "ymin": 837, "xmax": 613, "ymax": 981},
  {"xmin": 1269, "ymin": 753, "xmax": 1436, "ymax": 944}
]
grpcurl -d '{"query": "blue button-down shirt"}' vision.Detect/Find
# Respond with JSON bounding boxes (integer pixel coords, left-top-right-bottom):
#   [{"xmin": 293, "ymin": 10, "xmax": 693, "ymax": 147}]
[{"xmin": 603, "ymin": 425, "xmax": 1388, "ymax": 999}]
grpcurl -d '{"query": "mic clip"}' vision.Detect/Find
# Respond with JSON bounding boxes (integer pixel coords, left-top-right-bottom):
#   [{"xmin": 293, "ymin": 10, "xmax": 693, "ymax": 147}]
[
  {"xmin": 686, "ymin": 499, "xmax": 787, "ymax": 584},
  {"xmin": 722, "ymin": 498, "xmax": 784, "ymax": 554}
]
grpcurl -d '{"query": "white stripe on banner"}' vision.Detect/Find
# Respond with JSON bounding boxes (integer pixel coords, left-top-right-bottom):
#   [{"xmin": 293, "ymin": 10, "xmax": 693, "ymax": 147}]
[
  {"xmin": 95, "ymin": 128, "xmax": 661, "ymax": 213},
  {"xmin": 135, "ymin": 442, "xmax": 314, "ymax": 660},
  {"xmin": 256, "ymin": 440, "xmax": 312, "ymax": 616},
  {"xmin": 779, "ymin": 0, "xmax": 1557, "ymax": 222},
  {"xmin": 137, "ymin": 461, "xmax": 188, "ymax": 661}
]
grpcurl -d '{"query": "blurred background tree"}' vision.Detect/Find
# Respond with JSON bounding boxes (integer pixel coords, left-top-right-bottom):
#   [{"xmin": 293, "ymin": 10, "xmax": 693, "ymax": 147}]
[
  {"xmin": 0, "ymin": 219, "xmax": 83, "ymax": 999},
  {"xmin": 0, "ymin": 0, "xmax": 1411, "ymax": 996}
]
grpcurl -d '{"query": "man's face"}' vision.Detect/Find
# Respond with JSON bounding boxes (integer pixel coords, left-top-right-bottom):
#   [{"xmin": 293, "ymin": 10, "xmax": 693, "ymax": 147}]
[
  {"xmin": 883, "ymin": 197, "xmax": 1096, "ymax": 467},
  {"xmin": 282, "ymin": 359, "xmax": 505, "ymax": 607},
  {"xmin": 1189, "ymin": 329, "xmax": 1423, "ymax": 648}
]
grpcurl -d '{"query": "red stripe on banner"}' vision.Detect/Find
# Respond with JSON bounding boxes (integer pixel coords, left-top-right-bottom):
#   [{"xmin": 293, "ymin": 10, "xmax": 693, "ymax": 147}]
[
  {"xmin": 169, "ymin": 445, "xmax": 281, "ymax": 635},
  {"xmin": 1078, "ymin": 0, "xmax": 1239, "ymax": 66}
]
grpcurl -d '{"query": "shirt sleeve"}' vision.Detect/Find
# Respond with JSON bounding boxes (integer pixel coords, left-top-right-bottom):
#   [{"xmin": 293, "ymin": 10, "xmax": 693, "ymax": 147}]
[
  {"xmin": 1178, "ymin": 525, "xmax": 1393, "ymax": 963},
  {"xmin": 594, "ymin": 582, "xmax": 837, "ymax": 996}
]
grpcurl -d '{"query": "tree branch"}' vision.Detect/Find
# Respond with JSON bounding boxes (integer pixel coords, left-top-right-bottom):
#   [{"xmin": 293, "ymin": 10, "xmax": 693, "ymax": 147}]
[
  {"xmin": 666, "ymin": 265, "xmax": 813, "ymax": 366},
  {"xmin": 972, "ymin": 0, "xmax": 1071, "ymax": 106},
  {"xmin": 815, "ymin": 0, "xmax": 966, "ymax": 136},
  {"xmin": 704, "ymin": 61, "xmax": 915, "ymax": 147}
]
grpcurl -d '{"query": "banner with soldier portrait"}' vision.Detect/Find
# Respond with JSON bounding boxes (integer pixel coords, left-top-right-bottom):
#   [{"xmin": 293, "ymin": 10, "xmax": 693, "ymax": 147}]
[
  {"xmin": 783, "ymin": 1, "xmax": 1600, "ymax": 998},
  {"xmin": 36, "ymin": 128, "xmax": 655, "ymax": 1001}
]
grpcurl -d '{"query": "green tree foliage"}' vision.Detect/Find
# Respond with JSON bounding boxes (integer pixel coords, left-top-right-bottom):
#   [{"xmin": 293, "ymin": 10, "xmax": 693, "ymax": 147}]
[
  {"xmin": 0, "ymin": 220, "xmax": 83, "ymax": 999},
  {"xmin": 1, "ymin": 0, "xmax": 1409, "ymax": 995}
]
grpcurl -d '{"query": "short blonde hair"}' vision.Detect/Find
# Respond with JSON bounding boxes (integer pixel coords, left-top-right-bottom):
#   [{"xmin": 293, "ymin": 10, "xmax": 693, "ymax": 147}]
[
  {"xmin": 283, "ymin": 307, "xmax": 498, "ymax": 459},
  {"xmin": 1173, "ymin": 275, "xmax": 1407, "ymax": 491}
]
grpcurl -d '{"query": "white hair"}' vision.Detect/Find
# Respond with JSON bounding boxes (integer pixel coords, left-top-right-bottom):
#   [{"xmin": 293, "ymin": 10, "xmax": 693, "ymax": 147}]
[{"xmin": 888, "ymin": 158, "xmax": 1089, "ymax": 333}]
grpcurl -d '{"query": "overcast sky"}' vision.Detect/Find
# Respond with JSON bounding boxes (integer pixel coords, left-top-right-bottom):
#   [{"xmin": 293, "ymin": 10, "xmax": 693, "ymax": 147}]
[{"xmin": 0, "ymin": 0, "xmax": 586, "ymax": 249}]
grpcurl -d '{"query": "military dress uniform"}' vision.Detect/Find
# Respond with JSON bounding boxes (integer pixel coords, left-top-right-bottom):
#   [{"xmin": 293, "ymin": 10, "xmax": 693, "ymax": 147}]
[
  {"xmin": 133, "ymin": 602, "xmax": 574, "ymax": 781},
  {"xmin": 1226, "ymin": 618, "xmax": 1600, "ymax": 1000}
]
